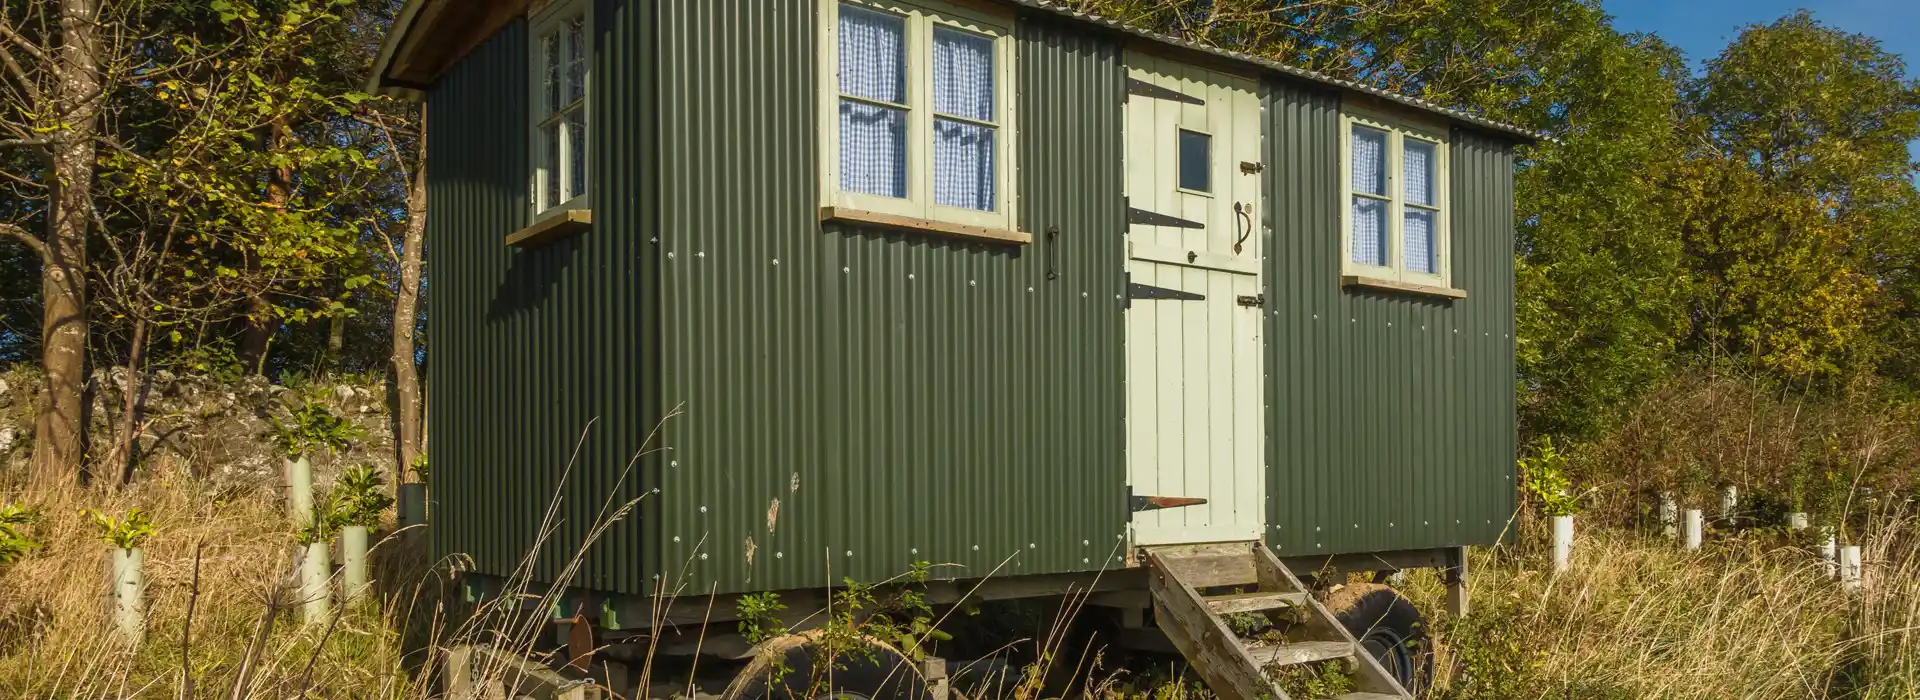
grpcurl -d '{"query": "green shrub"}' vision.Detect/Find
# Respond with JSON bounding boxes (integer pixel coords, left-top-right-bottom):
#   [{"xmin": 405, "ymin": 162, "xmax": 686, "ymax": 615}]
[
  {"xmin": 269, "ymin": 402, "xmax": 364, "ymax": 458},
  {"xmin": 1520, "ymin": 436, "xmax": 1581, "ymax": 517},
  {"xmin": 90, "ymin": 509, "xmax": 156, "ymax": 550},
  {"xmin": 331, "ymin": 465, "xmax": 394, "ymax": 528},
  {"xmin": 0, "ymin": 504, "xmax": 40, "ymax": 566}
]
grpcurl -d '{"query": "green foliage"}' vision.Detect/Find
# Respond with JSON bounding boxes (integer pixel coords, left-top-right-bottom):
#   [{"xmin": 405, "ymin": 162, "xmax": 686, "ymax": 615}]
[
  {"xmin": 736, "ymin": 592, "xmax": 789, "ymax": 646},
  {"xmin": 410, "ymin": 451, "xmax": 430, "ymax": 484},
  {"xmin": 269, "ymin": 402, "xmax": 364, "ymax": 457},
  {"xmin": 1519, "ymin": 436, "xmax": 1580, "ymax": 517},
  {"xmin": 90, "ymin": 510, "xmax": 157, "ymax": 550},
  {"xmin": 0, "ymin": 504, "xmax": 41, "ymax": 567},
  {"xmin": 1266, "ymin": 660, "xmax": 1356, "ymax": 699},
  {"xmin": 330, "ymin": 465, "xmax": 394, "ymax": 528}
]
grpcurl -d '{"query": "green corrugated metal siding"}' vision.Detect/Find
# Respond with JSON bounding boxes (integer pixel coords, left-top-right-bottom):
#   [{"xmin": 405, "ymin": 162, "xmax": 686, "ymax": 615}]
[
  {"xmin": 425, "ymin": 2, "xmax": 660, "ymax": 595},
  {"xmin": 652, "ymin": 3, "xmax": 1129, "ymax": 595},
  {"xmin": 1262, "ymin": 80, "xmax": 1518, "ymax": 557}
]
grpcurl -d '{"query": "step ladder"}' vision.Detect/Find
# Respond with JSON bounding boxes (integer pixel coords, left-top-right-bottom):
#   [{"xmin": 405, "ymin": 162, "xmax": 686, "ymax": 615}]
[{"xmin": 1144, "ymin": 542, "xmax": 1411, "ymax": 700}]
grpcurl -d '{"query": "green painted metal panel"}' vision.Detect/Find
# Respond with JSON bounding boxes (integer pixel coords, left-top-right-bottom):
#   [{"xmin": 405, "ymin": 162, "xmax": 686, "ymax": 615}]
[
  {"xmin": 1262, "ymin": 80, "xmax": 1519, "ymax": 557},
  {"xmin": 652, "ymin": 2, "xmax": 1129, "ymax": 595},
  {"xmin": 425, "ymin": 1, "xmax": 660, "ymax": 596}
]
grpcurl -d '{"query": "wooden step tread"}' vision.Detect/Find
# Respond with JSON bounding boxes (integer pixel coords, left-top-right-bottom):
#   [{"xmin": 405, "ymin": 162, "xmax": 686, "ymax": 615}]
[
  {"xmin": 1203, "ymin": 590, "xmax": 1306, "ymax": 615},
  {"xmin": 1334, "ymin": 693, "xmax": 1405, "ymax": 700},
  {"xmin": 1245, "ymin": 640, "xmax": 1354, "ymax": 667}
]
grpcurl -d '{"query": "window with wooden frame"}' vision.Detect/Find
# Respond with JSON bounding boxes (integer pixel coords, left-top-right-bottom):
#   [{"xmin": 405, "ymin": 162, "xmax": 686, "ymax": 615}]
[
  {"xmin": 1341, "ymin": 110, "xmax": 1450, "ymax": 290},
  {"xmin": 529, "ymin": 0, "xmax": 589, "ymax": 221},
  {"xmin": 820, "ymin": 0, "xmax": 1018, "ymax": 234}
]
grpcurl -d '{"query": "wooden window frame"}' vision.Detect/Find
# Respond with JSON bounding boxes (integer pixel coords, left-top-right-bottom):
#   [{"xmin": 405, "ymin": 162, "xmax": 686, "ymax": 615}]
[
  {"xmin": 528, "ymin": 0, "xmax": 591, "ymax": 223},
  {"xmin": 819, "ymin": 0, "xmax": 1019, "ymax": 233},
  {"xmin": 1339, "ymin": 108, "xmax": 1452, "ymax": 292}
]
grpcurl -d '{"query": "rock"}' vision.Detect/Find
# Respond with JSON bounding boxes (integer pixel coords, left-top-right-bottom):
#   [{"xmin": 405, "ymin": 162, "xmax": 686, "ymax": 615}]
[
  {"xmin": 0, "ymin": 377, "xmax": 9, "ymax": 396},
  {"xmin": 0, "ymin": 426, "xmax": 14, "ymax": 454}
]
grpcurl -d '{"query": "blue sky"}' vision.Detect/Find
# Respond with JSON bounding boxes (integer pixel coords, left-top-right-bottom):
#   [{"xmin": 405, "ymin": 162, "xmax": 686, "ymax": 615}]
[
  {"xmin": 1602, "ymin": 0, "xmax": 1920, "ymax": 69},
  {"xmin": 1602, "ymin": 0, "xmax": 1920, "ymax": 161}
]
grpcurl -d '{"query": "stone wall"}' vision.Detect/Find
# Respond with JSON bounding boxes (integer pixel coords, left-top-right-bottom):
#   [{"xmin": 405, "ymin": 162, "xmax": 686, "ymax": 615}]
[{"xmin": 0, "ymin": 366, "xmax": 397, "ymax": 488}]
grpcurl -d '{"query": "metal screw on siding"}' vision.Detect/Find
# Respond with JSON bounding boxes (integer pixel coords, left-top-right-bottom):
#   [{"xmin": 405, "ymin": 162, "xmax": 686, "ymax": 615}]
[
  {"xmin": 1029, "ymin": 543, "xmax": 1036, "ymax": 549},
  {"xmin": 911, "ymin": 548, "xmax": 918, "ymax": 555},
  {"xmin": 667, "ymin": 252, "xmax": 676, "ymax": 260},
  {"xmin": 1027, "ymin": 287, "xmax": 1034, "ymax": 293},
  {"xmin": 1312, "ymin": 314, "xmax": 1319, "ymax": 320},
  {"xmin": 670, "ymin": 460, "xmax": 678, "ymax": 469},
  {"xmin": 1082, "ymin": 540, "xmax": 1089, "ymax": 546},
  {"xmin": 776, "ymin": 552, "xmax": 784, "ymax": 559},
  {"xmin": 969, "ymin": 280, "xmax": 976, "ymax": 287},
  {"xmin": 699, "ymin": 506, "xmax": 707, "ymax": 513},
  {"xmin": 650, "ymin": 488, "xmax": 660, "ymax": 495},
  {"xmin": 846, "ymin": 550, "xmax": 853, "ymax": 557},
  {"xmin": 699, "ymin": 553, "xmax": 708, "ymax": 560},
  {"xmin": 909, "ymin": 273, "xmax": 916, "ymax": 281},
  {"xmin": 972, "ymin": 545, "xmax": 979, "ymax": 551},
  {"xmin": 1390, "ymin": 522, "xmax": 1396, "ymax": 527},
  {"xmin": 1080, "ymin": 292, "xmax": 1087, "ymax": 298},
  {"xmin": 1388, "ymin": 322, "xmax": 1393, "ymax": 327},
  {"xmin": 1315, "ymin": 526, "xmax": 1321, "ymax": 532},
  {"xmin": 650, "ymin": 237, "xmax": 658, "ymax": 244},
  {"xmin": 673, "ymin": 536, "xmax": 681, "ymax": 543},
  {"xmin": 843, "ymin": 267, "xmax": 850, "ymax": 274},
  {"xmin": 773, "ymin": 259, "xmax": 780, "ymax": 266},
  {"xmin": 1316, "ymin": 543, "xmax": 1323, "ymax": 548},
  {"xmin": 1083, "ymin": 558, "xmax": 1090, "ymax": 564}
]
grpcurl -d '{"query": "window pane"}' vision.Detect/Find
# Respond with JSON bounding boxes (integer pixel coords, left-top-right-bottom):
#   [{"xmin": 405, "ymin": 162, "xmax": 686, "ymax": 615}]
[
  {"xmin": 839, "ymin": 5, "xmax": 906, "ymax": 105},
  {"xmin": 566, "ymin": 111, "xmax": 588, "ymax": 201},
  {"xmin": 543, "ymin": 32, "xmax": 561, "ymax": 114},
  {"xmin": 933, "ymin": 28, "xmax": 993, "ymax": 122},
  {"xmin": 934, "ymin": 120, "xmax": 994, "ymax": 211},
  {"xmin": 1179, "ymin": 129, "xmax": 1211, "ymax": 193},
  {"xmin": 1404, "ymin": 139, "xmax": 1435, "ymax": 206},
  {"xmin": 840, "ymin": 100, "xmax": 908, "ymax": 198},
  {"xmin": 1351, "ymin": 126, "xmax": 1387, "ymax": 196},
  {"xmin": 544, "ymin": 122, "xmax": 562, "ymax": 208},
  {"xmin": 566, "ymin": 17, "xmax": 587, "ymax": 104},
  {"xmin": 1351, "ymin": 196, "xmax": 1387, "ymax": 267},
  {"xmin": 1405, "ymin": 208, "xmax": 1436, "ymax": 274}
]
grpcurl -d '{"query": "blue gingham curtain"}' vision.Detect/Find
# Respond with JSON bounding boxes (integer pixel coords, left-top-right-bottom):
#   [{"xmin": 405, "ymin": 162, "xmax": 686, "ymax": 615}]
[
  {"xmin": 1403, "ymin": 140, "xmax": 1436, "ymax": 274},
  {"xmin": 1351, "ymin": 127, "xmax": 1389, "ymax": 267},
  {"xmin": 932, "ymin": 28, "xmax": 995, "ymax": 211},
  {"xmin": 839, "ymin": 5, "xmax": 908, "ymax": 199}
]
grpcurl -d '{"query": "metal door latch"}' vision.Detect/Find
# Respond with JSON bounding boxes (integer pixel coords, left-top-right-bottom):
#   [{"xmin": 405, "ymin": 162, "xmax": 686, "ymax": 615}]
[{"xmin": 1237, "ymin": 294, "xmax": 1265, "ymax": 308}]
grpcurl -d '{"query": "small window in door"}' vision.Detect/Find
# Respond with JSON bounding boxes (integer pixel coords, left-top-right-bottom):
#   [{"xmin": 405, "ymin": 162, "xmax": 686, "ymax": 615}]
[{"xmin": 1178, "ymin": 129, "xmax": 1211, "ymax": 193}]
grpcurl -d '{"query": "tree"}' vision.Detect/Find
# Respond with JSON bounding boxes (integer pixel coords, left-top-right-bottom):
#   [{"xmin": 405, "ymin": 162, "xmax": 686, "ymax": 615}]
[{"xmin": 1, "ymin": 0, "xmax": 119, "ymax": 486}]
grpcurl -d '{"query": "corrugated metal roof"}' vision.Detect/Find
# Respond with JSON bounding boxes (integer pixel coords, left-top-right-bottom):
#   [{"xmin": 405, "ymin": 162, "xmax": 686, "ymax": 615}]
[
  {"xmin": 1003, "ymin": 0, "xmax": 1545, "ymax": 143},
  {"xmin": 370, "ymin": 0, "xmax": 1544, "ymax": 142}
]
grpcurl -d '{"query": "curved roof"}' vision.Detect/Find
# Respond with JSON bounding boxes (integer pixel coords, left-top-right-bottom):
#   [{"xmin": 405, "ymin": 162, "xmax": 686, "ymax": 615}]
[{"xmin": 367, "ymin": 0, "xmax": 1543, "ymax": 143}]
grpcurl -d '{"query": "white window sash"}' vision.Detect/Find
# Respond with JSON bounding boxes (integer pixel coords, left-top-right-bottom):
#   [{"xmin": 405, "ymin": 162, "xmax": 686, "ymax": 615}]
[
  {"xmin": 1340, "ymin": 111, "xmax": 1449, "ymax": 288},
  {"xmin": 822, "ymin": 0, "xmax": 1017, "ymax": 232},
  {"xmin": 530, "ymin": 0, "xmax": 590, "ymax": 221}
]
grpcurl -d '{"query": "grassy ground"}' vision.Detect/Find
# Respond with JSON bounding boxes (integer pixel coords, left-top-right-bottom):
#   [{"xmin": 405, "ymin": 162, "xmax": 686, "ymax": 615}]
[{"xmin": 3, "ymin": 468, "xmax": 1919, "ymax": 698}]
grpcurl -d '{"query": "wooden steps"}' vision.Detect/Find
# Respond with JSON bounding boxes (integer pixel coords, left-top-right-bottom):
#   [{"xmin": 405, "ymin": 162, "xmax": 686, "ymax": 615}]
[
  {"xmin": 1203, "ymin": 590, "xmax": 1306, "ymax": 615},
  {"xmin": 1144, "ymin": 542, "xmax": 1411, "ymax": 700}
]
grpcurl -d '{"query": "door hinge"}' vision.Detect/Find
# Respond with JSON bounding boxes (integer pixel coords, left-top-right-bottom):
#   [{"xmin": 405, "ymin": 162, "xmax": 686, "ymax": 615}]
[
  {"xmin": 1237, "ymin": 293, "xmax": 1266, "ymax": 308},
  {"xmin": 1240, "ymin": 161, "xmax": 1265, "ymax": 174}
]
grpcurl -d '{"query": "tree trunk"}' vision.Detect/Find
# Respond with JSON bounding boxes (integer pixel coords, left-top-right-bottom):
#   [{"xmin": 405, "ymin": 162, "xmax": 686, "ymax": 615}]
[
  {"xmin": 240, "ymin": 119, "xmax": 293, "ymax": 374},
  {"xmin": 391, "ymin": 111, "xmax": 428, "ymax": 482},
  {"xmin": 115, "ymin": 318, "xmax": 146, "ymax": 485},
  {"xmin": 31, "ymin": 0, "xmax": 102, "ymax": 489}
]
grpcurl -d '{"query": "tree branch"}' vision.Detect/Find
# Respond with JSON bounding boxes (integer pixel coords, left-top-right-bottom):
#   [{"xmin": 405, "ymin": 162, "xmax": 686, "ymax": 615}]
[{"xmin": 0, "ymin": 222, "xmax": 51, "ymax": 265}]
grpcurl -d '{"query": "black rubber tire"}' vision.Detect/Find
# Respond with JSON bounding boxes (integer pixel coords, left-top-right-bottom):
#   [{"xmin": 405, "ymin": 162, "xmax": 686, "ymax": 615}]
[
  {"xmin": 1321, "ymin": 583, "xmax": 1432, "ymax": 694},
  {"xmin": 731, "ymin": 641, "xmax": 932, "ymax": 700}
]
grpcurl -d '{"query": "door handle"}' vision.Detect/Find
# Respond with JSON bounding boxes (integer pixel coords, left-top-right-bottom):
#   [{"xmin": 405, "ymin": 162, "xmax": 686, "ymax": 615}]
[{"xmin": 1232, "ymin": 201, "xmax": 1253, "ymax": 254}]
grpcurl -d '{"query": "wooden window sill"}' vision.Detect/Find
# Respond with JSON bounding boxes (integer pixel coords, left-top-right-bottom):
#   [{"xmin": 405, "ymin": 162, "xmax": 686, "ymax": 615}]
[
  {"xmin": 1342, "ymin": 275, "xmax": 1466, "ymax": 300},
  {"xmin": 821, "ymin": 207, "xmax": 1031, "ymax": 245},
  {"xmin": 505, "ymin": 209, "xmax": 592, "ymax": 248}
]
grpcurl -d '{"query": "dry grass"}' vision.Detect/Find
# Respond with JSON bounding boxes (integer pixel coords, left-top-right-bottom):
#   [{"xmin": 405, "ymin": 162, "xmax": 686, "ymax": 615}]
[{"xmin": 1393, "ymin": 510, "xmax": 1920, "ymax": 699}]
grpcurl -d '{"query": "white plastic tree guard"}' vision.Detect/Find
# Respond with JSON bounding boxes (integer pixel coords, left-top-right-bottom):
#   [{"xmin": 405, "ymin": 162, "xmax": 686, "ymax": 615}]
[
  {"xmin": 341, "ymin": 525, "xmax": 371, "ymax": 607},
  {"xmin": 302, "ymin": 541, "xmax": 332, "ymax": 624},
  {"xmin": 1722, "ymin": 486, "xmax": 1739, "ymax": 523},
  {"xmin": 110, "ymin": 547, "xmax": 145, "ymax": 642},
  {"xmin": 1821, "ymin": 534, "xmax": 1839, "ymax": 580},
  {"xmin": 286, "ymin": 456, "xmax": 314, "ymax": 526},
  {"xmin": 1683, "ymin": 509, "xmax": 1704, "ymax": 551},
  {"xmin": 1840, "ymin": 545, "xmax": 1863, "ymax": 594},
  {"xmin": 1659, "ymin": 493, "xmax": 1678, "ymax": 539},
  {"xmin": 1788, "ymin": 512, "xmax": 1809, "ymax": 530},
  {"xmin": 1552, "ymin": 515, "xmax": 1574, "ymax": 573}
]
